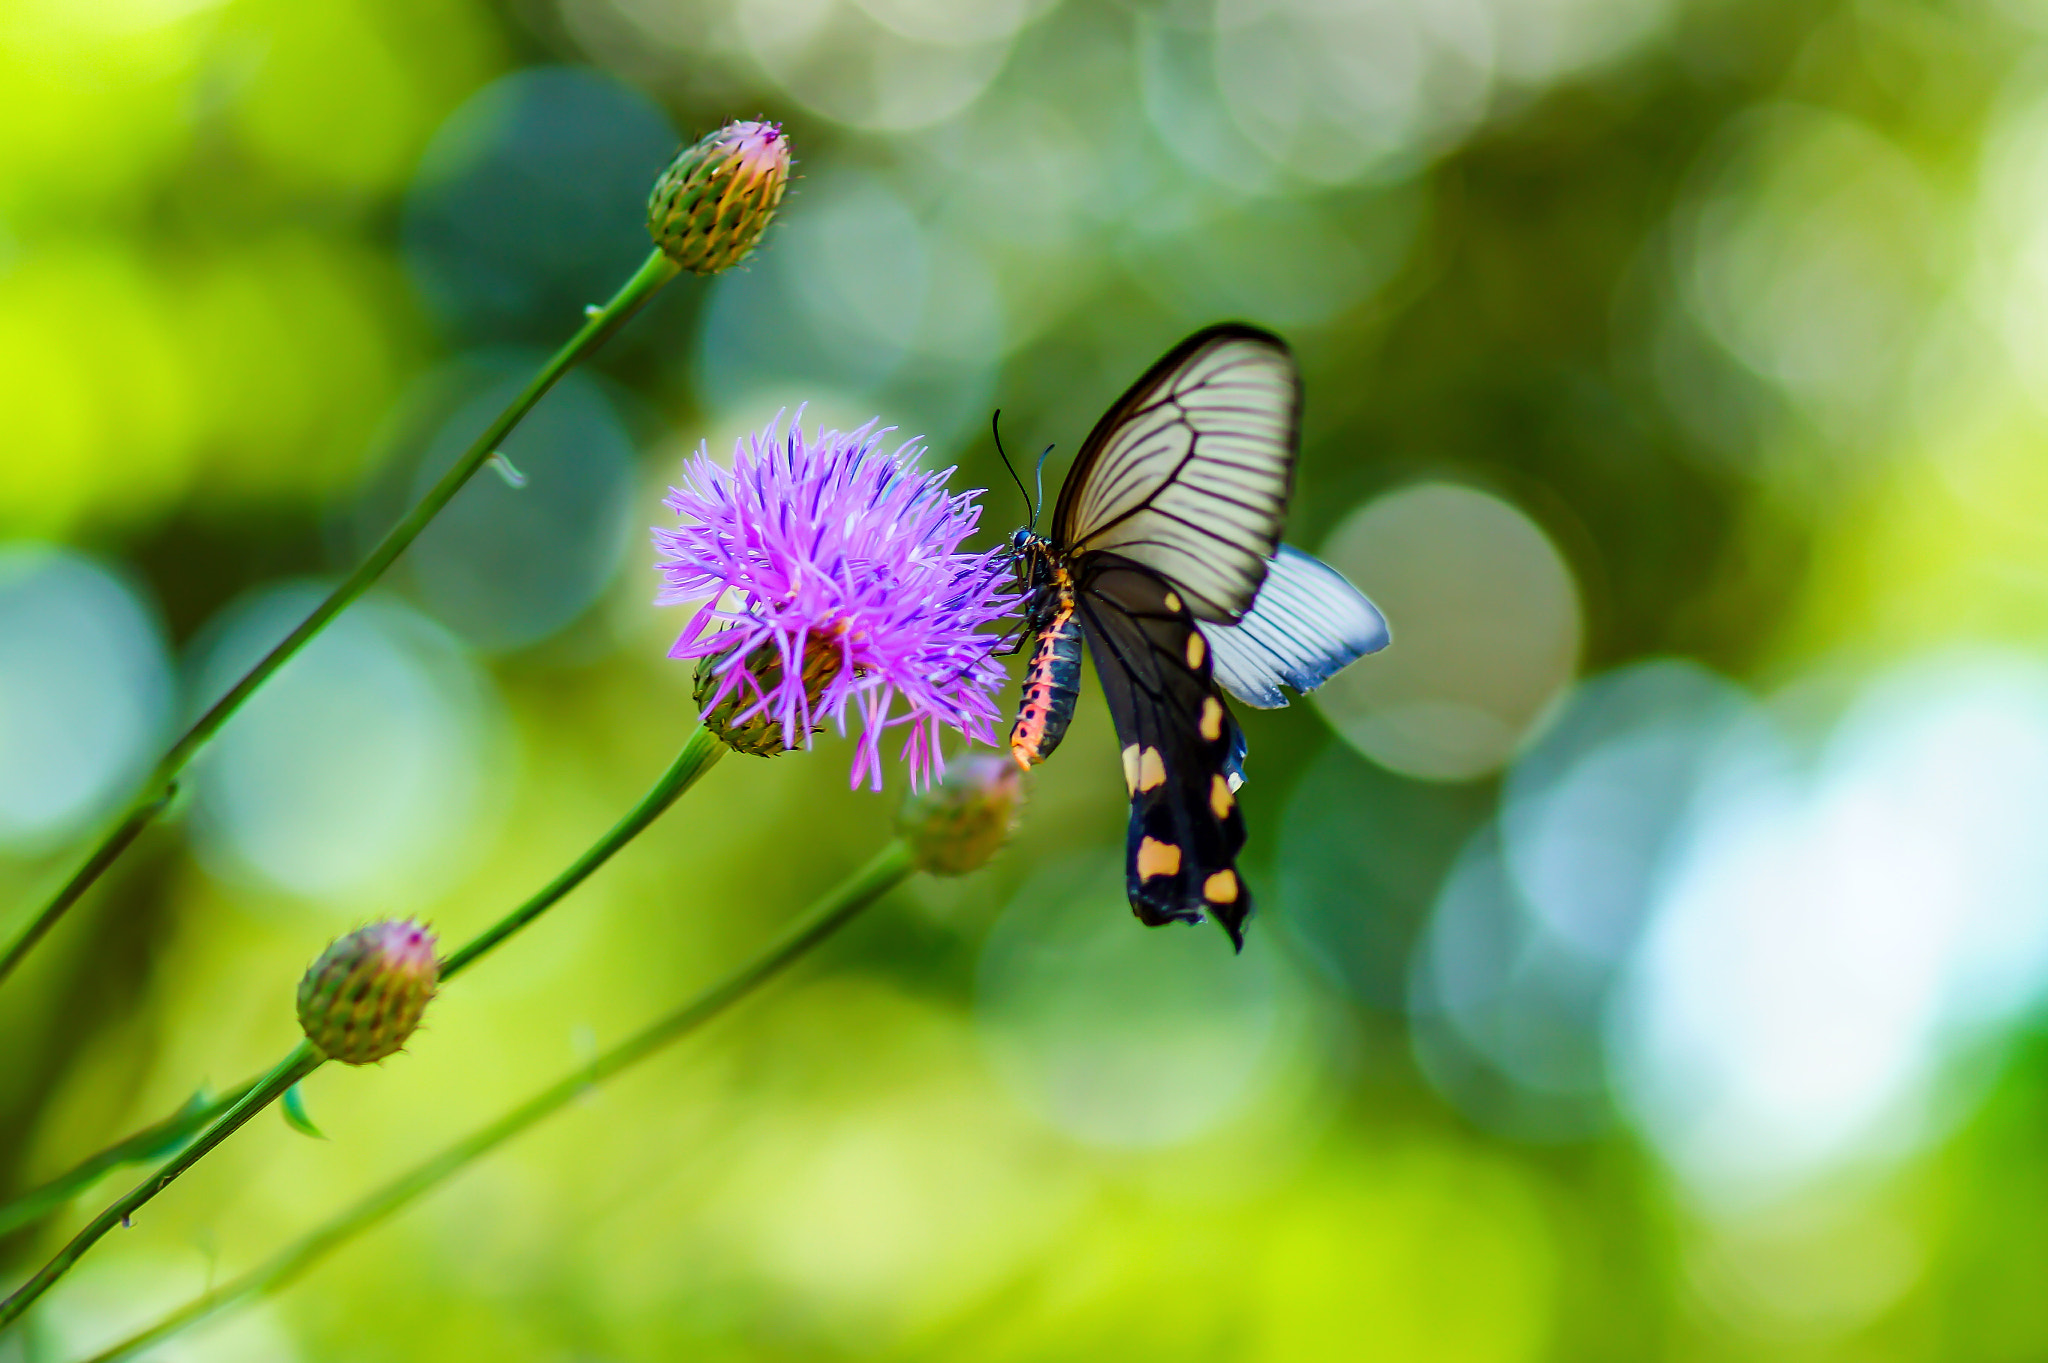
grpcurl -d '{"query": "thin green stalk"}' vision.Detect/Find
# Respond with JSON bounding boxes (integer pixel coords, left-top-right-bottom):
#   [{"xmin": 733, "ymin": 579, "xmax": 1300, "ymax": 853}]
[
  {"xmin": 0, "ymin": 249, "xmax": 682, "ymax": 992},
  {"xmin": 441, "ymin": 723, "xmax": 723, "ymax": 980},
  {"xmin": 0, "ymin": 726, "xmax": 721, "ymax": 1320},
  {"xmin": 0, "ymin": 1083, "xmax": 255, "ymax": 1237},
  {"xmin": 0, "ymin": 1045, "xmax": 321, "ymax": 1329},
  {"xmin": 76, "ymin": 843, "xmax": 913, "ymax": 1363},
  {"xmin": 0, "ymin": 787, "xmax": 177, "ymax": 991}
]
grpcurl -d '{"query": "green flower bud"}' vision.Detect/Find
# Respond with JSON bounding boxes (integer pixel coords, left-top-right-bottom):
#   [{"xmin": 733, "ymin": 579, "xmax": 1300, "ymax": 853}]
[
  {"xmin": 647, "ymin": 120, "xmax": 791, "ymax": 274},
  {"xmin": 296, "ymin": 920, "xmax": 439, "ymax": 1065},
  {"xmin": 694, "ymin": 631, "xmax": 846, "ymax": 758},
  {"xmin": 898, "ymin": 753, "xmax": 1024, "ymax": 876}
]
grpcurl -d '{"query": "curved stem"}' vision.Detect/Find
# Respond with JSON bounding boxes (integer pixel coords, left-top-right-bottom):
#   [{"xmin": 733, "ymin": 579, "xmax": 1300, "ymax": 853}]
[
  {"xmin": 75, "ymin": 843, "xmax": 913, "ymax": 1363},
  {"xmin": 440, "ymin": 724, "xmax": 723, "ymax": 981},
  {"xmin": 0, "ymin": 249, "xmax": 682, "ymax": 992},
  {"xmin": 0, "ymin": 727, "xmax": 720, "ymax": 1317}
]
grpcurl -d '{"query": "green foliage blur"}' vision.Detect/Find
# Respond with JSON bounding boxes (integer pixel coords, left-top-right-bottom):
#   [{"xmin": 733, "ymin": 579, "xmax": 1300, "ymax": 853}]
[{"xmin": 9, "ymin": 0, "xmax": 2048, "ymax": 1359}]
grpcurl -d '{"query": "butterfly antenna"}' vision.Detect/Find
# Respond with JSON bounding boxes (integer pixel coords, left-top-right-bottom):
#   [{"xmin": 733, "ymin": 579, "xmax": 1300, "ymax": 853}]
[
  {"xmin": 992, "ymin": 410, "xmax": 1033, "ymax": 527},
  {"xmin": 1032, "ymin": 445, "xmax": 1054, "ymax": 532}
]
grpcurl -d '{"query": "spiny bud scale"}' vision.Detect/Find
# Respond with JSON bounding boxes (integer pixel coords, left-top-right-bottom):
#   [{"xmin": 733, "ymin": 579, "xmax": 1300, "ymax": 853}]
[
  {"xmin": 647, "ymin": 120, "xmax": 790, "ymax": 274},
  {"xmin": 296, "ymin": 920, "xmax": 439, "ymax": 1065}
]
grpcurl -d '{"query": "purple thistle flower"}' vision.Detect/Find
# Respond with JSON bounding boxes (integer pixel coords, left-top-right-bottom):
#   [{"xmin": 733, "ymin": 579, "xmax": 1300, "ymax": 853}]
[{"xmin": 654, "ymin": 413, "xmax": 1017, "ymax": 790}]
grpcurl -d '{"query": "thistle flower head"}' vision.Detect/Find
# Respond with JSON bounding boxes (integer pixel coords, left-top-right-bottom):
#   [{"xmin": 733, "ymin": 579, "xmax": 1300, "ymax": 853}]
[
  {"xmin": 647, "ymin": 120, "xmax": 790, "ymax": 274},
  {"xmin": 898, "ymin": 752, "xmax": 1024, "ymax": 876},
  {"xmin": 296, "ymin": 920, "xmax": 439, "ymax": 1065},
  {"xmin": 655, "ymin": 414, "xmax": 1016, "ymax": 790}
]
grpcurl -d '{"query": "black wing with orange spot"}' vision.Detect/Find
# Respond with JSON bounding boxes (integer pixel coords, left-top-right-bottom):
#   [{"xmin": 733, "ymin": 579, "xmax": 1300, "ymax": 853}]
[{"xmin": 1073, "ymin": 554, "xmax": 1252, "ymax": 949}]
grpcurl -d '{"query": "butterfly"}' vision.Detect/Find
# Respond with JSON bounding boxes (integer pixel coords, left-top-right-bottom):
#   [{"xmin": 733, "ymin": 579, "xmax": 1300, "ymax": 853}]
[{"xmin": 1002, "ymin": 323, "xmax": 1390, "ymax": 950}]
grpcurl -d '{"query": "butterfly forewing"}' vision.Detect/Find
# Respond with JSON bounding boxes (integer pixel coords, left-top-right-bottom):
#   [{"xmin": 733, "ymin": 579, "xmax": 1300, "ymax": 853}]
[
  {"xmin": 1074, "ymin": 555, "xmax": 1252, "ymax": 948},
  {"xmin": 1202, "ymin": 544, "xmax": 1391, "ymax": 709},
  {"xmin": 1054, "ymin": 326, "xmax": 1300, "ymax": 624}
]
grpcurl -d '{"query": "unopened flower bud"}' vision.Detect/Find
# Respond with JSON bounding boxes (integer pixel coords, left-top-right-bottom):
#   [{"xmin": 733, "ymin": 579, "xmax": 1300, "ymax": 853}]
[
  {"xmin": 647, "ymin": 120, "xmax": 790, "ymax": 274},
  {"xmin": 296, "ymin": 920, "xmax": 439, "ymax": 1065},
  {"xmin": 695, "ymin": 632, "xmax": 845, "ymax": 757},
  {"xmin": 898, "ymin": 752, "xmax": 1023, "ymax": 876}
]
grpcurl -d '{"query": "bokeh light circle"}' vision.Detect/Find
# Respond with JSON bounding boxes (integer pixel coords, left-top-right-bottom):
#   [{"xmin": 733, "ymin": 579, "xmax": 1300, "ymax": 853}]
[
  {"xmin": 1975, "ymin": 83, "xmax": 2048, "ymax": 412},
  {"xmin": 976, "ymin": 854, "xmax": 1278, "ymax": 1148},
  {"xmin": 737, "ymin": 0, "xmax": 1017, "ymax": 132},
  {"xmin": 1314, "ymin": 482, "xmax": 1581, "ymax": 782},
  {"xmin": 1499, "ymin": 658, "xmax": 1752, "ymax": 963},
  {"xmin": 1407, "ymin": 825, "xmax": 1611, "ymax": 1142},
  {"xmin": 784, "ymin": 177, "xmax": 934, "ymax": 381},
  {"xmin": 1212, "ymin": 0, "xmax": 1495, "ymax": 185},
  {"xmin": 403, "ymin": 66, "xmax": 676, "ymax": 345},
  {"xmin": 1118, "ymin": 189, "xmax": 1423, "ymax": 329},
  {"xmin": 187, "ymin": 584, "xmax": 501, "ymax": 908},
  {"xmin": 0, "ymin": 545, "xmax": 172, "ymax": 855},
  {"xmin": 1273, "ymin": 741, "xmax": 1491, "ymax": 1011},
  {"xmin": 1485, "ymin": 0, "xmax": 1673, "ymax": 83},
  {"xmin": 694, "ymin": 172, "xmax": 1004, "ymax": 446},
  {"xmin": 1405, "ymin": 661, "xmax": 1756, "ymax": 1143},
  {"xmin": 399, "ymin": 366, "xmax": 639, "ymax": 654},
  {"xmin": 1678, "ymin": 105, "xmax": 1942, "ymax": 446},
  {"xmin": 1609, "ymin": 652, "xmax": 2048, "ymax": 1204}
]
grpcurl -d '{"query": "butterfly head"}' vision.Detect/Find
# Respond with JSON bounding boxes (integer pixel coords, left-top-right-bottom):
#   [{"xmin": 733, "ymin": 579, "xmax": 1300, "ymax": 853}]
[{"xmin": 1004, "ymin": 527, "xmax": 1059, "ymax": 593}]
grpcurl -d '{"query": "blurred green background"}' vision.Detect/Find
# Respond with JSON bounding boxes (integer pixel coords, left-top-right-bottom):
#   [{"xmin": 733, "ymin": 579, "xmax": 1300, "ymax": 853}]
[{"xmin": 10, "ymin": 0, "xmax": 2048, "ymax": 1357}]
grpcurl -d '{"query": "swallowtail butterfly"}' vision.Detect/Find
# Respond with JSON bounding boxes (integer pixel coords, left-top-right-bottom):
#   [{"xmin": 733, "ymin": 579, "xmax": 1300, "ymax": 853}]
[{"xmin": 1004, "ymin": 323, "xmax": 1390, "ymax": 950}]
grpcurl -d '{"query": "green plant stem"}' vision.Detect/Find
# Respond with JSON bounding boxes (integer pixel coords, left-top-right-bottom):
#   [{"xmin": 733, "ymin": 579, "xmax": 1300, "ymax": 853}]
[
  {"xmin": 0, "ymin": 786, "xmax": 178, "ymax": 990},
  {"xmin": 0, "ymin": 725, "xmax": 721, "ymax": 1321},
  {"xmin": 76, "ymin": 842, "xmax": 914, "ymax": 1363},
  {"xmin": 440, "ymin": 723, "xmax": 723, "ymax": 980},
  {"xmin": 0, "ymin": 1083, "xmax": 256, "ymax": 1237},
  {"xmin": 0, "ymin": 248, "xmax": 683, "ymax": 993},
  {"xmin": 0, "ymin": 1045, "xmax": 320, "ymax": 1329}
]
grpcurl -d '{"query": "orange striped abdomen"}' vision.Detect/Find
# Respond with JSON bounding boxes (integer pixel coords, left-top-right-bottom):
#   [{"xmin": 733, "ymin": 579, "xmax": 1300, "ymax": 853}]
[{"xmin": 1010, "ymin": 601, "xmax": 1085, "ymax": 770}]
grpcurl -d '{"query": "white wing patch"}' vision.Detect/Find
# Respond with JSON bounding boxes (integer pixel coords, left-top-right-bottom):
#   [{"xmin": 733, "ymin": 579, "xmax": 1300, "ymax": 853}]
[
  {"xmin": 1063, "ymin": 330, "xmax": 1298, "ymax": 623},
  {"xmin": 1202, "ymin": 544, "xmax": 1389, "ymax": 709}
]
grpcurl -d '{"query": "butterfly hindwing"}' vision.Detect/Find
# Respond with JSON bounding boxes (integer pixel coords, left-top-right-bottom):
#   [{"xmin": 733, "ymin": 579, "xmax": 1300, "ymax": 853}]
[
  {"xmin": 1074, "ymin": 555, "xmax": 1252, "ymax": 949},
  {"xmin": 1053, "ymin": 325, "xmax": 1300, "ymax": 624},
  {"xmin": 1202, "ymin": 543, "xmax": 1390, "ymax": 709}
]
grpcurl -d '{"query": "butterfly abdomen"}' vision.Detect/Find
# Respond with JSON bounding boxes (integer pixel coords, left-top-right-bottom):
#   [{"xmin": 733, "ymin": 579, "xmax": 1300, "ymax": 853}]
[{"xmin": 1009, "ymin": 590, "xmax": 1084, "ymax": 771}]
